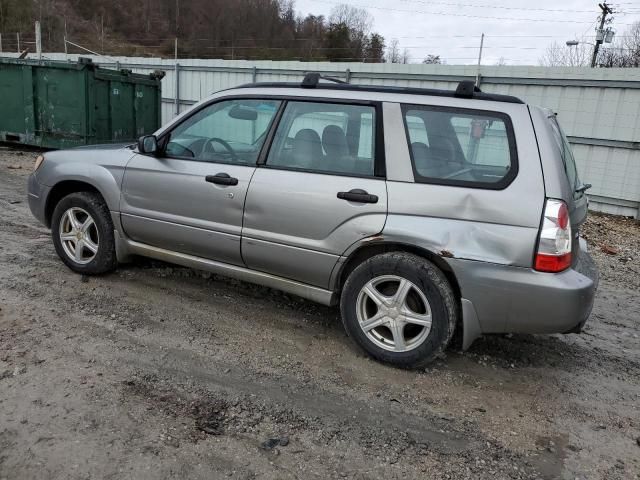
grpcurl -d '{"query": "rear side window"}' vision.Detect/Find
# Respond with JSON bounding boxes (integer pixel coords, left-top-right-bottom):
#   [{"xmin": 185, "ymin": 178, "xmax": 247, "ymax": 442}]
[
  {"xmin": 402, "ymin": 105, "xmax": 518, "ymax": 189},
  {"xmin": 549, "ymin": 115, "xmax": 581, "ymax": 197}
]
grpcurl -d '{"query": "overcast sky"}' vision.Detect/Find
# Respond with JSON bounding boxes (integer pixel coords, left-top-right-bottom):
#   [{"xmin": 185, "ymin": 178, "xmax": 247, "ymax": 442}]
[{"xmin": 295, "ymin": 0, "xmax": 640, "ymax": 65}]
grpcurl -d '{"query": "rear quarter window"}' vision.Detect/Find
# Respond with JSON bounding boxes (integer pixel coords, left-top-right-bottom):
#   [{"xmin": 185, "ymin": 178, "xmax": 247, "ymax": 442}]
[
  {"xmin": 402, "ymin": 105, "xmax": 518, "ymax": 189},
  {"xmin": 549, "ymin": 115, "xmax": 582, "ymax": 198}
]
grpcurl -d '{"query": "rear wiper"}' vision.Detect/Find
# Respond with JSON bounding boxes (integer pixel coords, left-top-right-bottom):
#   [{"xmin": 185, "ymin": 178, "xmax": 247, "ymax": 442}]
[{"xmin": 575, "ymin": 183, "xmax": 592, "ymax": 193}]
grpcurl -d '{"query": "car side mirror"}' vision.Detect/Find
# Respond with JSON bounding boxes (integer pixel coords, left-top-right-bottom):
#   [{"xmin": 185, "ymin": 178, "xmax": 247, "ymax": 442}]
[{"xmin": 138, "ymin": 135, "xmax": 158, "ymax": 155}]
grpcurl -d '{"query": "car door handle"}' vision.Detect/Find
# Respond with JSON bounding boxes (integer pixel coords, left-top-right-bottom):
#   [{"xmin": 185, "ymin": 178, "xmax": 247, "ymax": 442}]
[
  {"xmin": 205, "ymin": 173, "xmax": 238, "ymax": 186},
  {"xmin": 337, "ymin": 189, "xmax": 378, "ymax": 204}
]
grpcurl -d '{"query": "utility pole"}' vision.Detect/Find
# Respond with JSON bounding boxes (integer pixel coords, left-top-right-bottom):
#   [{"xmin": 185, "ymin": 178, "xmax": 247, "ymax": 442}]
[
  {"xmin": 175, "ymin": 0, "xmax": 180, "ymax": 33},
  {"xmin": 0, "ymin": 34, "xmax": 3, "ymax": 54},
  {"xmin": 174, "ymin": 37, "xmax": 180, "ymax": 117},
  {"xmin": 16, "ymin": 32, "xmax": 20, "ymax": 53},
  {"xmin": 231, "ymin": 32, "xmax": 235, "ymax": 60},
  {"xmin": 475, "ymin": 33, "xmax": 484, "ymax": 88},
  {"xmin": 101, "ymin": 14, "xmax": 104, "ymax": 53},
  {"xmin": 35, "ymin": 21, "xmax": 42, "ymax": 60},
  {"xmin": 591, "ymin": 2, "xmax": 613, "ymax": 68},
  {"xmin": 64, "ymin": 20, "xmax": 68, "ymax": 59}
]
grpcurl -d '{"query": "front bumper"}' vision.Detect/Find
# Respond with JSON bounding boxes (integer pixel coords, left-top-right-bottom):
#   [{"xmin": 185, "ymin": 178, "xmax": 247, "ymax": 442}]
[
  {"xmin": 27, "ymin": 172, "xmax": 51, "ymax": 227},
  {"xmin": 449, "ymin": 240, "xmax": 599, "ymax": 335}
]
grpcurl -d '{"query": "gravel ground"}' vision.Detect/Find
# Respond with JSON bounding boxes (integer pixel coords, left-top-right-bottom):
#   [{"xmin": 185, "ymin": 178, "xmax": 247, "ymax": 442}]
[
  {"xmin": 582, "ymin": 211, "xmax": 640, "ymax": 291},
  {"xmin": 1, "ymin": 148, "xmax": 639, "ymax": 480}
]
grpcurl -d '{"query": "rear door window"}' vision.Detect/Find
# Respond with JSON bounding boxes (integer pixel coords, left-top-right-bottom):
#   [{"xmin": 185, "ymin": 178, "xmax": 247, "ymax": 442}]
[
  {"xmin": 402, "ymin": 105, "xmax": 518, "ymax": 189},
  {"xmin": 266, "ymin": 101, "xmax": 376, "ymax": 177}
]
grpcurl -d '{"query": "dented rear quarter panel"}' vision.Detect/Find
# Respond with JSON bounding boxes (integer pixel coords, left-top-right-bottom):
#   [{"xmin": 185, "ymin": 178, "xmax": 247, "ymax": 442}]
[
  {"xmin": 380, "ymin": 99, "xmax": 545, "ymax": 268},
  {"xmin": 371, "ymin": 100, "xmax": 547, "ymax": 334},
  {"xmin": 336, "ymin": 99, "xmax": 596, "ymax": 336}
]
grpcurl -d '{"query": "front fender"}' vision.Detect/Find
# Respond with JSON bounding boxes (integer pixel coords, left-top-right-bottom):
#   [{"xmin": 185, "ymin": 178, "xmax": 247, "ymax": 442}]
[{"xmin": 39, "ymin": 163, "xmax": 125, "ymax": 213}]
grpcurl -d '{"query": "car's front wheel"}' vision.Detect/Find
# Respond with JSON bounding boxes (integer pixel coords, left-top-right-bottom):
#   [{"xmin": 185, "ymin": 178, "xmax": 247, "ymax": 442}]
[
  {"xmin": 51, "ymin": 191, "xmax": 117, "ymax": 275},
  {"xmin": 340, "ymin": 252, "xmax": 458, "ymax": 368}
]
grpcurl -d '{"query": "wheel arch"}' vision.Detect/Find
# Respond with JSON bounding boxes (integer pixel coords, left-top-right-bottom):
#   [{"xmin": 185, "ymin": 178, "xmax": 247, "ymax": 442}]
[
  {"xmin": 44, "ymin": 180, "xmax": 109, "ymax": 228},
  {"xmin": 334, "ymin": 241, "xmax": 461, "ymax": 301}
]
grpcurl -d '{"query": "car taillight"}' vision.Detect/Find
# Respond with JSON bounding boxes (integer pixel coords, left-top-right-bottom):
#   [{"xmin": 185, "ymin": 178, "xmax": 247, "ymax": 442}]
[{"xmin": 534, "ymin": 198, "xmax": 572, "ymax": 273}]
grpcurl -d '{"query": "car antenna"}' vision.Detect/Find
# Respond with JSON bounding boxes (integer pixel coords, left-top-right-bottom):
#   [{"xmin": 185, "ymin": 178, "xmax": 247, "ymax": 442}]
[{"xmin": 301, "ymin": 72, "xmax": 348, "ymax": 88}]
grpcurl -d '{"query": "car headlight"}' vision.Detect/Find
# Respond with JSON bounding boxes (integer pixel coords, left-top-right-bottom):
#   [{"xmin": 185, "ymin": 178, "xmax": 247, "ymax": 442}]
[{"xmin": 34, "ymin": 155, "xmax": 45, "ymax": 171}]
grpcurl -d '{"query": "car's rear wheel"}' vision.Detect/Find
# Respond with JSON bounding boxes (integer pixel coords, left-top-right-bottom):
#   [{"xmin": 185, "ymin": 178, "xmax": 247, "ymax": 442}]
[
  {"xmin": 51, "ymin": 191, "xmax": 117, "ymax": 275},
  {"xmin": 340, "ymin": 252, "xmax": 457, "ymax": 368}
]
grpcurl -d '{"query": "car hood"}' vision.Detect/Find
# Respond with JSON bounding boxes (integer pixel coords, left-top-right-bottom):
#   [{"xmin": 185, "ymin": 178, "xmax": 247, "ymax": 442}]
[{"xmin": 71, "ymin": 142, "xmax": 135, "ymax": 151}]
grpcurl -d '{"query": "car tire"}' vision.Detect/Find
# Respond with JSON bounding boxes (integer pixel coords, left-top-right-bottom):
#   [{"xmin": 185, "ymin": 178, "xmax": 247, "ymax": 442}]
[
  {"xmin": 51, "ymin": 191, "xmax": 118, "ymax": 275},
  {"xmin": 340, "ymin": 252, "xmax": 458, "ymax": 368}
]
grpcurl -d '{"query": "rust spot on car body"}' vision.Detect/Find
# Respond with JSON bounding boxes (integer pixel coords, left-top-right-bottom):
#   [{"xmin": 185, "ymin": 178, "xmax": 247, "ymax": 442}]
[{"xmin": 440, "ymin": 249, "xmax": 454, "ymax": 258}]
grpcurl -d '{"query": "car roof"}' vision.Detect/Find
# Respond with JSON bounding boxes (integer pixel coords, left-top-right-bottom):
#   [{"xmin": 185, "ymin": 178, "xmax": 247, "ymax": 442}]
[
  {"xmin": 233, "ymin": 74, "xmax": 524, "ymax": 105},
  {"xmin": 158, "ymin": 75, "xmax": 528, "ymax": 137}
]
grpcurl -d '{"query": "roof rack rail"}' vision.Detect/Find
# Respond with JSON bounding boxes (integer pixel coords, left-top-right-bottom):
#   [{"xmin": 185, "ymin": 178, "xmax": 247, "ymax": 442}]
[
  {"xmin": 454, "ymin": 80, "xmax": 481, "ymax": 98},
  {"xmin": 234, "ymin": 77, "xmax": 524, "ymax": 104},
  {"xmin": 301, "ymin": 72, "xmax": 347, "ymax": 88}
]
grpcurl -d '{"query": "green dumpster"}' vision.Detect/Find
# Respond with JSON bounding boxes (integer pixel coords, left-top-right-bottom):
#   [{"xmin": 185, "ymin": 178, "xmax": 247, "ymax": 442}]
[{"xmin": 0, "ymin": 57, "xmax": 163, "ymax": 149}]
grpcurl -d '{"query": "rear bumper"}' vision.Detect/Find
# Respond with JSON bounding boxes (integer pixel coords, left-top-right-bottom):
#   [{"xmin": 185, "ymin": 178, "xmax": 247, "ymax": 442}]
[
  {"xmin": 27, "ymin": 173, "xmax": 51, "ymax": 227},
  {"xmin": 449, "ymin": 240, "xmax": 599, "ymax": 336}
]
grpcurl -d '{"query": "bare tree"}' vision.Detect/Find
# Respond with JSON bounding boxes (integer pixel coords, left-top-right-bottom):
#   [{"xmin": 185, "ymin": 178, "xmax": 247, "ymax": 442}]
[
  {"xmin": 364, "ymin": 33, "xmax": 385, "ymax": 63},
  {"xmin": 327, "ymin": 4, "xmax": 372, "ymax": 61},
  {"xmin": 384, "ymin": 39, "xmax": 410, "ymax": 63},
  {"xmin": 422, "ymin": 54, "xmax": 442, "ymax": 64},
  {"xmin": 539, "ymin": 40, "xmax": 591, "ymax": 67},
  {"xmin": 540, "ymin": 21, "xmax": 640, "ymax": 68},
  {"xmin": 400, "ymin": 48, "xmax": 411, "ymax": 64},
  {"xmin": 386, "ymin": 38, "xmax": 401, "ymax": 63},
  {"xmin": 598, "ymin": 21, "xmax": 640, "ymax": 67},
  {"xmin": 328, "ymin": 4, "xmax": 372, "ymax": 36},
  {"xmin": 495, "ymin": 56, "xmax": 507, "ymax": 66},
  {"xmin": 621, "ymin": 20, "xmax": 640, "ymax": 66},
  {"xmin": 625, "ymin": 21, "xmax": 640, "ymax": 56}
]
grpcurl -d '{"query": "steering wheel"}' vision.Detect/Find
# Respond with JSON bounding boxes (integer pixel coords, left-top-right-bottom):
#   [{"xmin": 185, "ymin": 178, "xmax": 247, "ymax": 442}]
[{"xmin": 201, "ymin": 137, "xmax": 237, "ymax": 162}]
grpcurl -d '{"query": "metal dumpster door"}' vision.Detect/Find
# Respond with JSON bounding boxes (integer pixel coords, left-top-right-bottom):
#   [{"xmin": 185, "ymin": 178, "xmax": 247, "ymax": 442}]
[{"xmin": 109, "ymin": 81, "xmax": 135, "ymax": 142}]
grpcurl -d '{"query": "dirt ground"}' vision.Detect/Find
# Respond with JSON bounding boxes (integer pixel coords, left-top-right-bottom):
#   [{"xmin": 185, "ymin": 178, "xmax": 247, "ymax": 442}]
[{"xmin": 1, "ymin": 148, "xmax": 639, "ymax": 480}]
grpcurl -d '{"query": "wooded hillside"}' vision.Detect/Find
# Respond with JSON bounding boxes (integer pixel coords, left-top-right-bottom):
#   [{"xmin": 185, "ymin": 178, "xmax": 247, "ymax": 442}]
[{"xmin": 0, "ymin": 0, "xmax": 386, "ymax": 61}]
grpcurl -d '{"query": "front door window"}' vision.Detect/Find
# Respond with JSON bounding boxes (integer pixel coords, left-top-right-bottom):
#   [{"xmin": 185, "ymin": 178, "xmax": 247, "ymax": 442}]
[{"xmin": 164, "ymin": 99, "xmax": 281, "ymax": 165}]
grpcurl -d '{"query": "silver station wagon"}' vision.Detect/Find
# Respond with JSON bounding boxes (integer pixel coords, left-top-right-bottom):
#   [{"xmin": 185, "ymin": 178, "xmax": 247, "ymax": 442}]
[{"xmin": 28, "ymin": 74, "xmax": 598, "ymax": 367}]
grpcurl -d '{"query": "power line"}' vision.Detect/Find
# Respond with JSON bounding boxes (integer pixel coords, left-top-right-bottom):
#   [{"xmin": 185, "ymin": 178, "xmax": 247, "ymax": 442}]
[
  {"xmin": 399, "ymin": 0, "xmax": 601, "ymax": 14},
  {"xmin": 60, "ymin": 42, "xmax": 550, "ymax": 51},
  {"xmin": 312, "ymin": 0, "xmax": 638, "ymax": 25},
  {"xmin": 51, "ymin": 33, "xmax": 639, "ymax": 43}
]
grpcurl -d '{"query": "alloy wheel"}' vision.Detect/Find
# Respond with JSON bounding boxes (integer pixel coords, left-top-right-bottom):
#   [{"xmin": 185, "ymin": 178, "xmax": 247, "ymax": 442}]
[
  {"xmin": 59, "ymin": 207, "xmax": 99, "ymax": 265},
  {"xmin": 356, "ymin": 275, "xmax": 432, "ymax": 352}
]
